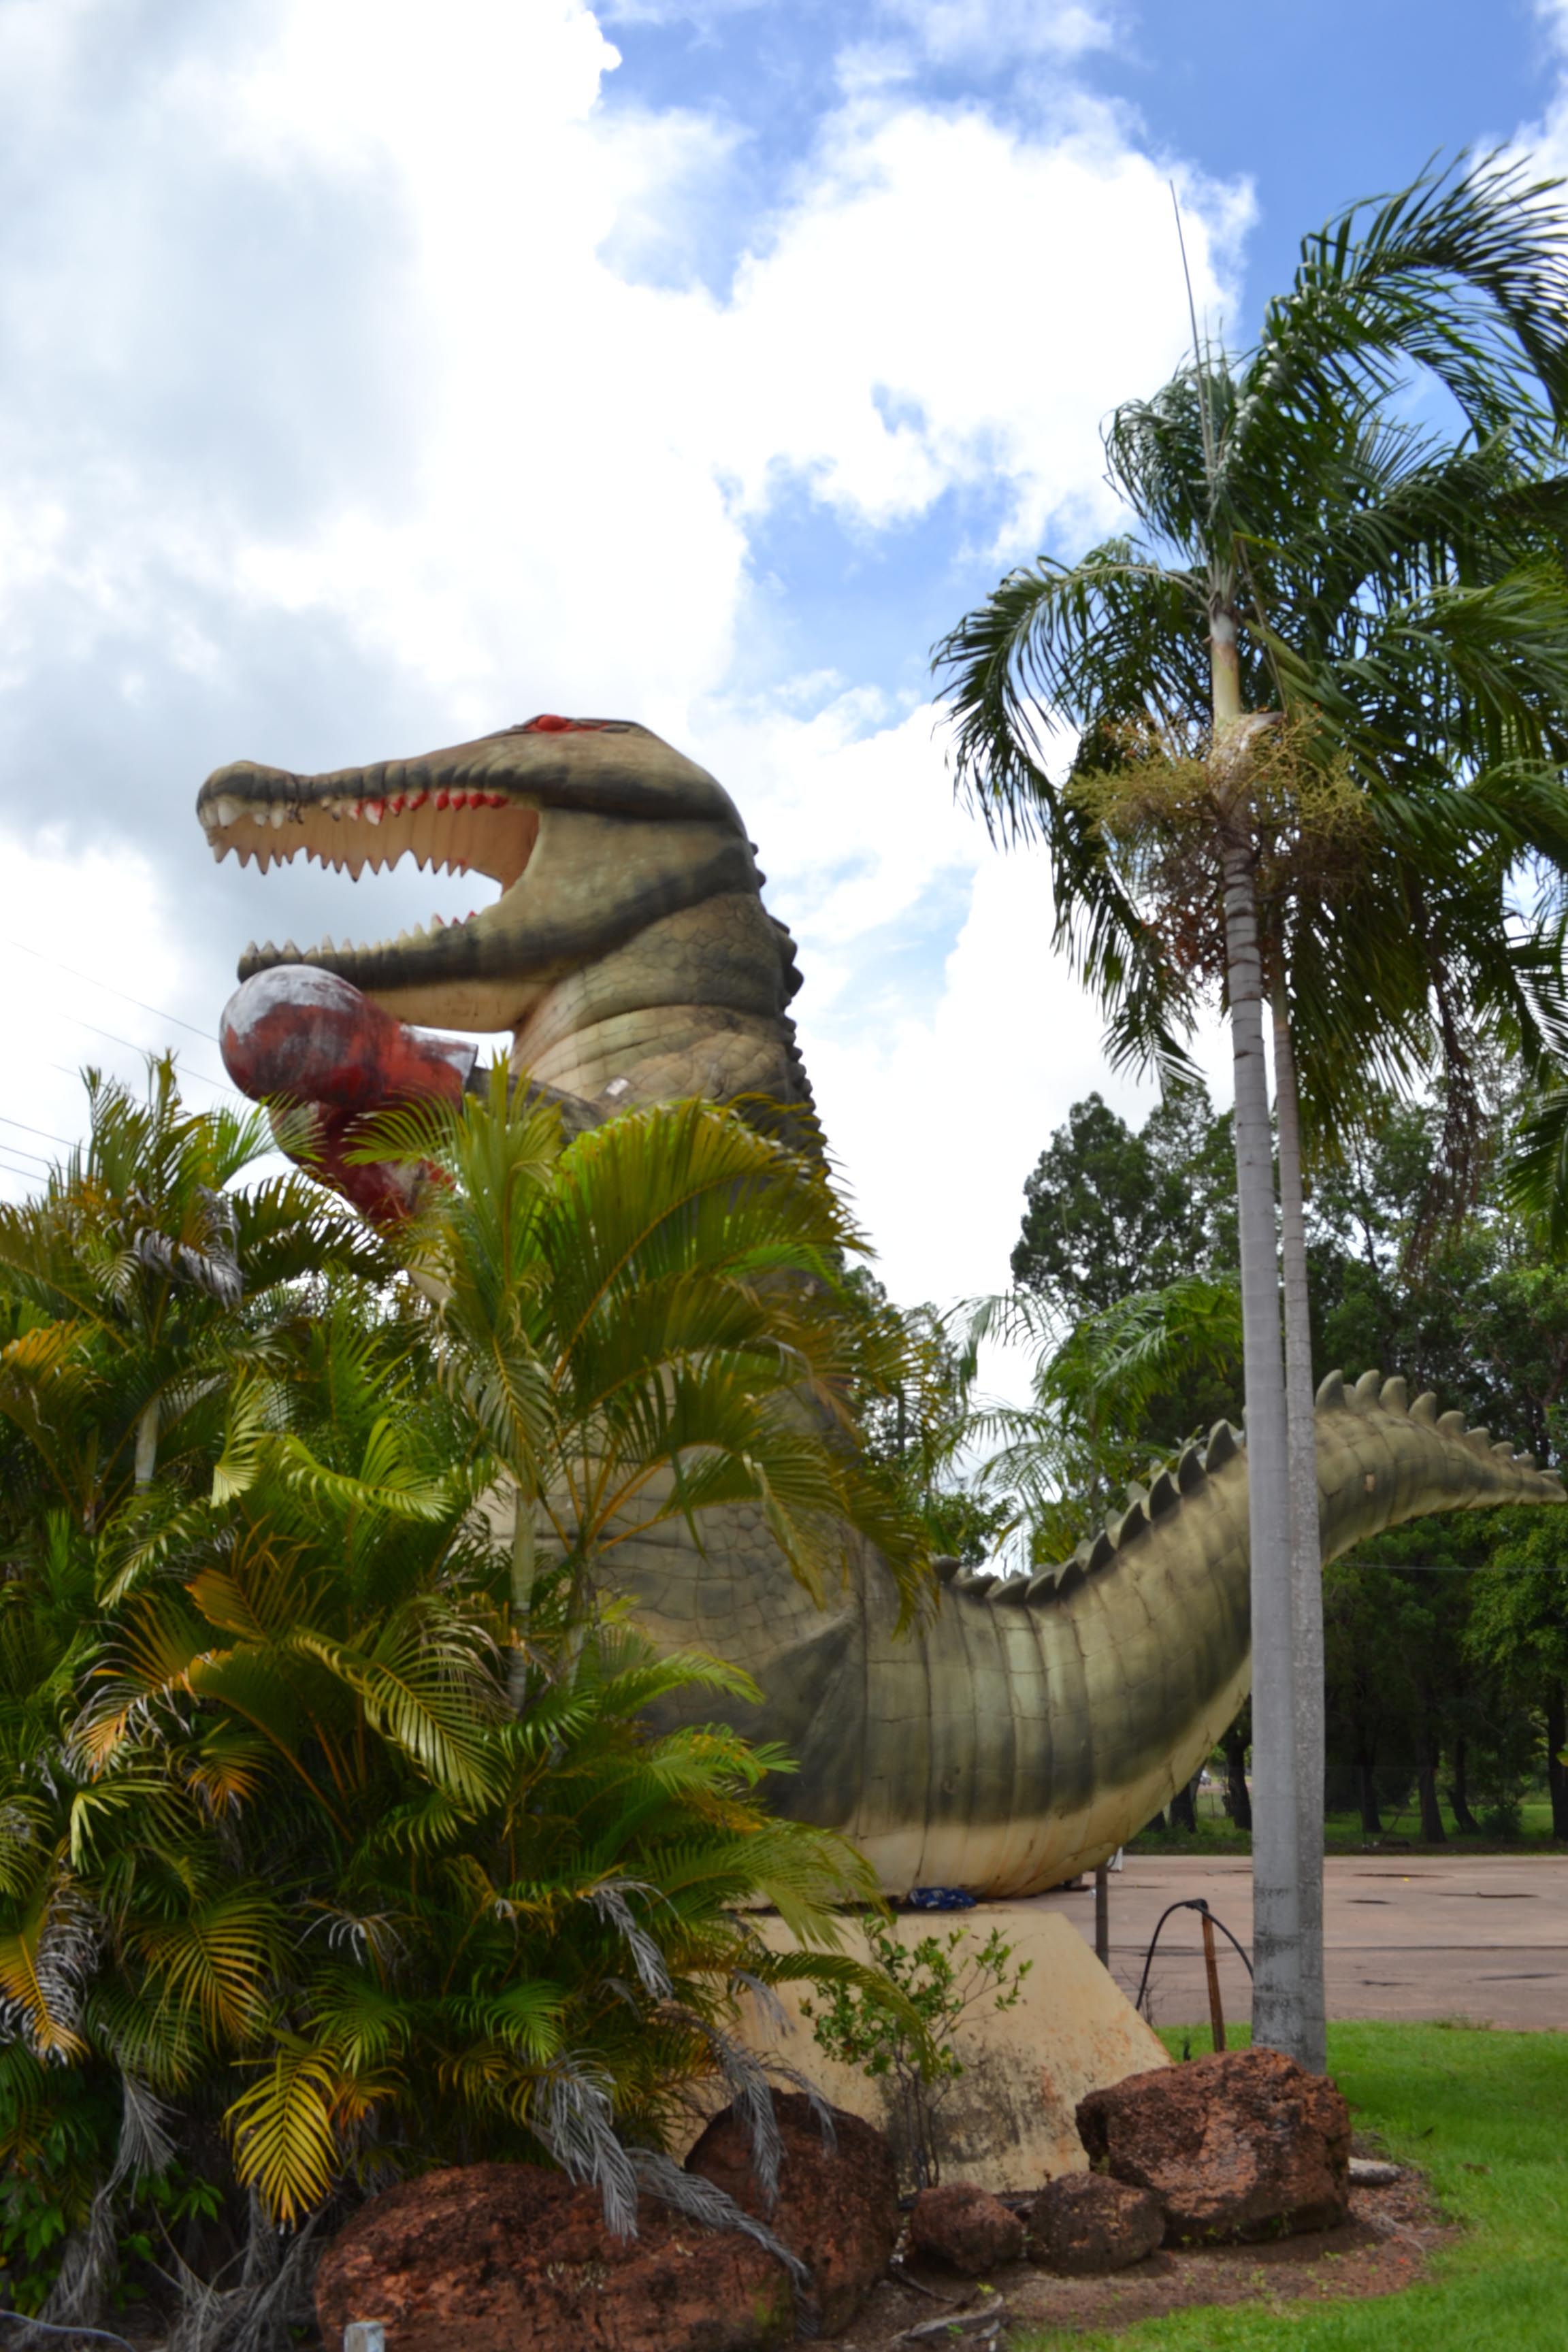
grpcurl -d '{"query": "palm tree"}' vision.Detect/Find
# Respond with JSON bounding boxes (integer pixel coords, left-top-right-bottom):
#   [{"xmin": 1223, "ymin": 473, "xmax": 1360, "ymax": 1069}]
[
  {"xmin": 3, "ymin": 1287, "xmax": 893, "ymax": 2333},
  {"xmin": 357, "ymin": 1066, "xmax": 928, "ymax": 1655},
  {"xmin": 0, "ymin": 1066, "xmax": 930, "ymax": 2333},
  {"xmin": 0, "ymin": 1057, "xmax": 385, "ymax": 1524},
  {"xmin": 934, "ymin": 154, "xmax": 1568, "ymax": 2065}
]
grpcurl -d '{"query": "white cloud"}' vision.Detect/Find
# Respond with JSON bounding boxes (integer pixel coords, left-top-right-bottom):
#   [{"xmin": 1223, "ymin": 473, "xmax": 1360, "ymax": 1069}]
[
  {"xmin": 92, "ymin": 0, "xmax": 1249, "ymax": 721},
  {"xmin": 877, "ymin": 0, "xmax": 1120, "ymax": 67},
  {"xmin": 0, "ymin": 828, "xmax": 236, "ymax": 1206},
  {"xmin": 0, "ymin": 0, "xmax": 1252, "ymax": 1324}
]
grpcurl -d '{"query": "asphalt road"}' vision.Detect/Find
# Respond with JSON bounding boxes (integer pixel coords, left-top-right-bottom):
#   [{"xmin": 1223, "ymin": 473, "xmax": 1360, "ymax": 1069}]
[{"xmin": 1031, "ymin": 1853, "xmax": 1568, "ymax": 2032}]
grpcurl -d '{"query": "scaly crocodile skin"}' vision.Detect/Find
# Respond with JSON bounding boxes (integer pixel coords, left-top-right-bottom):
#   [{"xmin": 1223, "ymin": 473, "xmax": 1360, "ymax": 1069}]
[{"xmin": 199, "ymin": 721, "xmax": 1563, "ymax": 1893}]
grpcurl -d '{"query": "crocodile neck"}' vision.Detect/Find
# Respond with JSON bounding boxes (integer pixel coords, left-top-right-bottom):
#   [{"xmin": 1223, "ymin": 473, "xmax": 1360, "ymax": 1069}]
[{"xmin": 511, "ymin": 892, "xmax": 815, "ymax": 1124}]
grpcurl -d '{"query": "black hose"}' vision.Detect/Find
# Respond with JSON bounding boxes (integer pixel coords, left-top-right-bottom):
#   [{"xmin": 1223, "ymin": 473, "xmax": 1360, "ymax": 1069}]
[{"xmin": 1134, "ymin": 1896, "xmax": 1254, "ymax": 2016}]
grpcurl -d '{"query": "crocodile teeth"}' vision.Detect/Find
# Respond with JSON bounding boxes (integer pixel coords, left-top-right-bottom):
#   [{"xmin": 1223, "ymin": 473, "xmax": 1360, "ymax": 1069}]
[{"xmin": 214, "ymin": 795, "xmax": 241, "ymax": 827}]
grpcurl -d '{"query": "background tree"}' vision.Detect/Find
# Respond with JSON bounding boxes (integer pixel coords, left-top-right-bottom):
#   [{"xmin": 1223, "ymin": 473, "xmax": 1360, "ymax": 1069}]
[
  {"xmin": 1011, "ymin": 1085, "xmax": 1235, "ymax": 1314},
  {"xmin": 979, "ymin": 1078, "xmax": 1568, "ymax": 1854},
  {"xmin": 956, "ymin": 1271, "xmax": 1242, "ymax": 1569},
  {"xmin": 1468, "ymin": 1524, "xmax": 1568, "ymax": 1842},
  {"xmin": 840, "ymin": 1271, "xmax": 1008, "ymax": 1565}
]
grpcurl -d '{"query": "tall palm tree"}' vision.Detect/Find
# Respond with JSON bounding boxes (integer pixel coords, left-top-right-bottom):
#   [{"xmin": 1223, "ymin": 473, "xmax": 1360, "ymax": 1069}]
[{"xmin": 934, "ymin": 153, "xmax": 1568, "ymax": 2065}]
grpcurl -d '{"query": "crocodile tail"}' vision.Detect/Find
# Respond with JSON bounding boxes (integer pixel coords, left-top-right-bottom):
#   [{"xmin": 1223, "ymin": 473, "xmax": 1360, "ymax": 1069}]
[{"xmin": 809, "ymin": 1371, "xmax": 1562, "ymax": 1896}]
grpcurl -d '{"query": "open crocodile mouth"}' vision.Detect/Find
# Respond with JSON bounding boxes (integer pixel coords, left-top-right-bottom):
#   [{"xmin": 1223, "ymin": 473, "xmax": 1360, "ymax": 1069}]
[{"xmin": 197, "ymin": 717, "xmax": 635, "ymax": 993}]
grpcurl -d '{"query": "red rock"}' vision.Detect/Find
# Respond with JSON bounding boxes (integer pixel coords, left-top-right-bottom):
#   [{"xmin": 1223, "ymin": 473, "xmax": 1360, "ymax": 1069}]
[
  {"xmin": 314, "ymin": 2161, "xmax": 794, "ymax": 2352},
  {"xmin": 1075, "ymin": 2047, "xmax": 1352, "ymax": 2243},
  {"xmin": 1027, "ymin": 2173, "xmax": 1164, "ymax": 2274},
  {"xmin": 906, "ymin": 2183, "xmax": 1024, "ymax": 2274},
  {"xmin": 685, "ymin": 2091, "xmax": 898, "ymax": 2333}
]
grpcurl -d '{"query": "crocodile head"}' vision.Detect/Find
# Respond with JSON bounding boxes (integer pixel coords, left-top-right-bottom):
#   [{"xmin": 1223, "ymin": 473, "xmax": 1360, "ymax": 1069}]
[{"xmin": 197, "ymin": 715, "xmax": 762, "ymax": 1032}]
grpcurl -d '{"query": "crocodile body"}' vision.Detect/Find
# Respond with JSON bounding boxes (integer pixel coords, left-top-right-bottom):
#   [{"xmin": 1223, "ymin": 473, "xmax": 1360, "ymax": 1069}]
[{"xmin": 199, "ymin": 718, "xmax": 1565, "ymax": 1895}]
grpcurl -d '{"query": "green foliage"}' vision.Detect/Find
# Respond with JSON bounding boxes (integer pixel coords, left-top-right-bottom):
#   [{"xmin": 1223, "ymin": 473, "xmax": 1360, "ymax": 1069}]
[
  {"xmin": 0, "ymin": 2046, "xmax": 119, "ymax": 2312},
  {"xmin": 0, "ymin": 1057, "xmax": 387, "ymax": 1523},
  {"xmin": 354, "ymin": 1068, "xmax": 931, "ymax": 1629},
  {"xmin": 800, "ymin": 1921, "xmax": 1030, "ymax": 2191},
  {"xmin": 932, "ymin": 1086, "xmax": 1244, "ymax": 1565},
  {"xmin": 838, "ymin": 1271, "xmax": 1009, "ymax": 1565},
  {"xmin": 991, "ymin": 1074, "xmax": 1568, "ymax": 1836},
  {"xmin": 934, "ymin": 154, "xmax": 1568, "ymax": 1214},
  {"xmin": 0, "ymin": 1064, "xmax": 926, "ymax": 2334},
  {"xmin": 1012, "ymin": 1087, "xmax": 1236, "ymax": 1317}
]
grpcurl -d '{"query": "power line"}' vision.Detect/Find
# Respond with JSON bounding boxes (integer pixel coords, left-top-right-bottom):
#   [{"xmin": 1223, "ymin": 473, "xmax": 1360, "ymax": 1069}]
[
  {"xmin": 38, "ymin": 1007, "xmax": 242, "ymax": 1101},
  {"xmin": 0, "ymin": 1113, "xmax": 73, "ymax": 1149},
  {"xmin": 2, "ymin": 933, "xmax": 248, "ymax": 1100},
  {"xmin": 5, "ymin": 937, "xmax": 218, "ymax": 1043}
]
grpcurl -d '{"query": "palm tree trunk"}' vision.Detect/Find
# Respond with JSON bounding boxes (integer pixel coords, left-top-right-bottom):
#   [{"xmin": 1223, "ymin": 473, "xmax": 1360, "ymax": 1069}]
[
  {"xmin": 1211, "ymin": 604, "xmax": 1307, "ymax": 2059},
  {"xmin": 1448, "ymin": 1732, "xmax": 1481, "ymax": 1835},
  {"xmin": 1356, "ymin": 1757, "xmax": 1383, "ymax": 1835},
  {"xmin": 1269, "ymin": 983, "xmax": 1327, "ymax": 2073},
  {"xmin": 1219, "ymin": 821, "xmax": 1301, "ymax": 2062},
  {"xmin": 1417, "ymin": 1723, "xmax": 1448, "ymax": 1844},
  {"xmin": 508, "ymin": 1492, "xmax": 538, "ymax": 1710},
  {"xmin": 1222, "ymin": 1714, "xmax": 1252, "ymax": 1830},
  {"xmin": 134, "ymin": 1397, "xmax": 159, "ymax": 1490},
  {"xmin": 1547, "ymin": 1684, "xmax": 1568, "ymax": 1842}
]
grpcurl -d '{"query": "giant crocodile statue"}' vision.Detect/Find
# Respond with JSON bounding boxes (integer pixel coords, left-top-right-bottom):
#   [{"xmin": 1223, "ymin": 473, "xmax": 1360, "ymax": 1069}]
[{"xmin": 197, "ymin": 715, "xmax": 1565, "ymax": 1897}]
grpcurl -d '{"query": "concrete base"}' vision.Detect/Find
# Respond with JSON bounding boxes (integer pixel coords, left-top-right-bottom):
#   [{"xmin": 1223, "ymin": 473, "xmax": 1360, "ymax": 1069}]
[{"xmin": 725, "ymin": 1905, "xmax": 1169, "ymax": 2193}]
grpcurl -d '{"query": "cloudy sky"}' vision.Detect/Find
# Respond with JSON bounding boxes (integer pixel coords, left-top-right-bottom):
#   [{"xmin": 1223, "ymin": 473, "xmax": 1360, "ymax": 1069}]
[{"xmin": 1, "ymin": 0, "xmax": 1565, "ymax": 1321}]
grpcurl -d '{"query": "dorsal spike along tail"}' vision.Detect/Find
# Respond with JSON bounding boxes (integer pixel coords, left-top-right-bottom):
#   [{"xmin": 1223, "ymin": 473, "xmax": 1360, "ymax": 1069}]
[
  {"xmin": 1204, "ymin": 1421, "xmax": 1240, "ymax": 1471},
  {"xmin": 1176, "ymin": 1442, "xmax": 1206, "ymax": 1492}
]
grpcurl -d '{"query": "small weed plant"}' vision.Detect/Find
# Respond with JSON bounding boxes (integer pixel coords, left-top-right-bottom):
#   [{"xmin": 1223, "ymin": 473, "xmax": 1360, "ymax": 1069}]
[{"xmin": 802, "ymin": 1920, "xmax": 1031, "ymax": 2189}]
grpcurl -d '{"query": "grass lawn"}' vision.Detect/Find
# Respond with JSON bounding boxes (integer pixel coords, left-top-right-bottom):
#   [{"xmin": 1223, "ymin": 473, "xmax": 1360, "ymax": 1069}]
[
  {"xmin": 1015, "ymin": 2021, "xmax": 1568, "ymax": 2351},
  {"xmin": 1129, "ymin": 1793, "xmax": 1563, "ymax": 1859}
]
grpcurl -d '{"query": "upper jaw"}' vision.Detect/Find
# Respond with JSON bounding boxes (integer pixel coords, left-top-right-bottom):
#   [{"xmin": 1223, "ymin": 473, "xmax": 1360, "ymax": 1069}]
[{"xmin": 196, "ymin": 716, "xmax": 747, "ymax": 1004}]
